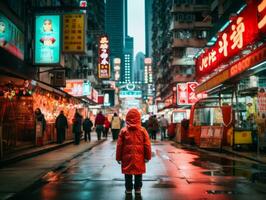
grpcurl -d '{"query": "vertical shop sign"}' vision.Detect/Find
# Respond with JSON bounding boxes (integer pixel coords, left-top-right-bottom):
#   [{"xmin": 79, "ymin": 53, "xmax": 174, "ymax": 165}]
[
  {"xmin": 0, "ymin": 12, "xmax": 24, "ymax": 59},
  {"xmin": 177, "ymin": 83, "xmax": 188, "ymax": 105},
  {"xmin": 187, "ymin": 82, "xmax": 199, "ymax": 104},
  {"xmin": 82, "ymin": 80, "xmax": 91, "ymax": 96},
  {"xmin": 63, "ymin": 14, "xmax": 85, "ymax": 53},
  {"xmin": 34, "ymin": 15, "xmax": 61, "ymax": 65},
  {"xmin": 98, "ymin": 35, "xmax": 110, "ymax": 79},
  {"xmin": 258, "ymin": 88, "xmax": 266, "ymax": 114},
  {"xmin": 92, "ymin": 88, "xmax": 98, "ymax": 103}
]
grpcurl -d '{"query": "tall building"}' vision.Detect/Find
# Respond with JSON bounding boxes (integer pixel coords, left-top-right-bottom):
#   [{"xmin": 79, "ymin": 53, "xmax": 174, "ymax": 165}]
[
  {"xmin": 152, "ymin": 0, "xmax": 212, "ymax": 103},
  {"xmin": 134, "ymin": 52, "xmax": 145, "ymax": 82},
  {"xmin": 105, "ymin": 0, "xmax": 126, "ymax": 79},
  {"xmin": 145, "ymin": 0, "xmax": 153, "ymax": 57},
  {"xmin": 123, "ymin": 36, "xmax": 134, "ymax": 83}
]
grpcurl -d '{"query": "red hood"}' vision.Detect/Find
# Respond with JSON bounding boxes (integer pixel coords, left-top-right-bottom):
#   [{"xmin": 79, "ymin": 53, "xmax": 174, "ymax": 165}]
[{"xmin": 126, "ymin": 108, "xmax": 141, "ymax": 129}]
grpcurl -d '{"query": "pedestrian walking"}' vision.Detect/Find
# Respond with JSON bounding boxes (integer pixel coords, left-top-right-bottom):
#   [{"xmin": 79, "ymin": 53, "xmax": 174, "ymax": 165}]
[
  {"xmin": 72, "ymin": 110, "xmax": 82, "ymax": 145},
  {"xmin": 83, "ymin": 116, "xmax": 93, "ymax": 142},
  {"xmin": 35, "ymin": 108, "xmax": 46, "ymax": 145},
  {"xmin": 148, "ymin": 115, "xmax": 159, "ymax": 140},
  {"xmin": 55, "ymin": 111, "xmax": 68, "ymax": 144},
  {"xmin": 95, "ymin": 110, "xmax": 105, "ymax": 140},
  {"xmin": 111, "ymin": 113, "xmax": 121, "ymax": 140},
  {"xmin": 159, "ymin": 114, "xmax": 168, "ymax": 141},
  {"xmin": 104, "ymin": 117, "xmax": 110, "ymax": 138},
  {"xmin": 116, "ymin": 108, "xmax": 152, "ymax": 195}
]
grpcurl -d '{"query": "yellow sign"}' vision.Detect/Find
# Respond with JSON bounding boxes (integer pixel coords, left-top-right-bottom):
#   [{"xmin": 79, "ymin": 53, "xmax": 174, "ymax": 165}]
[
  {"xmin": 234, "ymin": 131, "xmax": 252, "ymax": 144},
  {"xmin": 63, "ymin": 14, "xmax": 85, "ymax": 53}
]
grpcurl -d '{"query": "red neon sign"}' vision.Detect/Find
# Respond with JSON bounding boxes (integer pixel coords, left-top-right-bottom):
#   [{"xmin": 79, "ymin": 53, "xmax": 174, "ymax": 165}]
[
  {"xmin": 177, "ymin": 82, "xmax": 207, "ymax": 105},
  {"xmin": 196, "ymin": 2, "xmax": 259, "ymax": 80},
  {"xmin": 258, "ymin": 0, "xmax": 266, "ymax": 32}
]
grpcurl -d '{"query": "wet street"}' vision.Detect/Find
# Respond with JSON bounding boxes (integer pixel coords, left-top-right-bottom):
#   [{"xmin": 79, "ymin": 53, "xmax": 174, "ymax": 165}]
[{"xmin": 11, "ymin": 140, "xmax": 266, "ymax": 200}]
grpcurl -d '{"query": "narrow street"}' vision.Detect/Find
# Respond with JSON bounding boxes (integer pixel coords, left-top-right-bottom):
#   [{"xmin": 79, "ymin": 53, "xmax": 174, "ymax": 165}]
[{"xmin": 11, "ymin": 140, "xmax": 266, "ymax": 200}]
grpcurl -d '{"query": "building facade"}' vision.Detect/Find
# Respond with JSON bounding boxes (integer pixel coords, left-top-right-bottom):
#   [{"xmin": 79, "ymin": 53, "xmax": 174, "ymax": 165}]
[
  {"xmin": 152, "ymin": 0, "xmax": 212, "ymax": 104},
  {"xmin": 145, "ymin": 0, "xmax": 153, "ymax": 57},
  {"xmin": 123, "ymin": 36, "xmax": 134, "ymax": 83}
]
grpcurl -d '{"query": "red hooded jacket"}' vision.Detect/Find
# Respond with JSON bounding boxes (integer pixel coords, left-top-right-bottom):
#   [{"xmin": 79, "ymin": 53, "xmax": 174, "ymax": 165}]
[{"xmin": 116, "ymin": 108, "xmax": 152, "ymax": 175}]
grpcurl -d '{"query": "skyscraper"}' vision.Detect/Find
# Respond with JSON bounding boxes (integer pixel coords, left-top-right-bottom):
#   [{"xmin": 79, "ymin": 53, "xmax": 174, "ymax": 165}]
[
  {"xmin": 105, "ymin": 0, "xmax": 125, "ymax": 78},
  {"xmin": 145, "ymin": 0, "xmax": 153, "ymax": 57},
  {"xmin": 134, "ymin": 52, "xmax": 145, "ymax": 82},
  {"xmin": 123, "ymin": 36, "xmax": 134, "ymax": 83}
]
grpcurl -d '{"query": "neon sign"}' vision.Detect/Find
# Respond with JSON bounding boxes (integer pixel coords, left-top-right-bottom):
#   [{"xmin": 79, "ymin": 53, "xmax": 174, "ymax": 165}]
[
  {"xmin": 196, "ymin": 2, "xmax": 259, "ymax": 80},
  {"xmin": 98, "ymin": 35, "xmax": 111, "ymax": 79},
  {"xmin": 177, "ymin": 82, "xmax": 207, "ymax": 105}
]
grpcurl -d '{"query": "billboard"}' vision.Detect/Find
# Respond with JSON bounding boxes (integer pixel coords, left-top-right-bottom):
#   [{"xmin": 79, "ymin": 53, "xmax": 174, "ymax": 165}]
[
  {"xmin": 34, "ymin": 15, "xmax": 61, "ymax": 65},
  {"xmin": 98, "ymin": 35, "xmax": 111, "ymax": 79},
  {"xmin": 0, "ymin": 12, "xmax": 24, "ymax": 59},
  {"xmin": 63, "ymin": 14, "xmax": 85, "ymax": 53}
]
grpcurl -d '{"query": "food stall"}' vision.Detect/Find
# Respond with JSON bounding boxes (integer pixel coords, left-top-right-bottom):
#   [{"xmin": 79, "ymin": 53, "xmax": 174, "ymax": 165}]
[{"xmin": 188, "ymin": 98, "xmax": 233, "ymax": 149}]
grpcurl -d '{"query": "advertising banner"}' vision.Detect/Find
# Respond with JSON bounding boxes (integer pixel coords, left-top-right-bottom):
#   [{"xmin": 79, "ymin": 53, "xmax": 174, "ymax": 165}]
[
  {"xmin": 34, "ymin": 15, "xmax": 61, "ymax": 65},
  {"xmin": 0, "ymin": 12, "xmax": 24, "ymax": 59},
  {"xmin": 63, "ymin": 14, "xmax": 85, "ymax": 53}
]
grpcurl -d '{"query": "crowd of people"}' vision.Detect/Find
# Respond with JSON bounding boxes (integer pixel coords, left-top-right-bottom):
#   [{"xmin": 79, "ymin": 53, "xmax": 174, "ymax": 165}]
[{"xmin": 35, "ymin": 108, "xmax": 170, "ymax": 146}]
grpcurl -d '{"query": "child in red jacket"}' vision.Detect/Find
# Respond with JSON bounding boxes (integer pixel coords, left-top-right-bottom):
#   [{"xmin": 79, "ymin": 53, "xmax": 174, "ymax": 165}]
[{"xmin": 116, "ymin": 108, "xmax": 152, "ymax": 195}]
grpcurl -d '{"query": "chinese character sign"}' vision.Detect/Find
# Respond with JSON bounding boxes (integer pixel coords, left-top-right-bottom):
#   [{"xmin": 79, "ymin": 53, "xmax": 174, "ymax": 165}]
[
  {"xmin": 98, "ymin": 35, "xmax": 111, "ymax": 79},
  {"xmin": 177, "ymin": 83, "xmax": 188, "ymax": 105},
  {"xmin": 63, "ymin": 14, "xmax": 85, "ymax": 53},
  {"xmin": 195, "ymin": 2, "xmax": 258, "ymax": 80},
  {"xmin": 177, "ymin": 82, "xmax": 207, "ymax": 105},
  {"xmin": 258, "ymin": 0, "xmax": 266, "ymax": 32},
  {"xmin": 34, "ymin": 15, "xmax": 60, "ymax": 64}
]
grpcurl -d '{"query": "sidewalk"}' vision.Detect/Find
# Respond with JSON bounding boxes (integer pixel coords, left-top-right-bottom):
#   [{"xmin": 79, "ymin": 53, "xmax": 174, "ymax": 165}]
[
  {"xmin": 0, "ymin": 140, "xmax": 74, "ymax": 167},
  {"xmin": 178, "ymin": 142, "xmax": 266, "ymax": 164},
  {"xmin": 222, "ymin": 146, "xmax": 266, "ymax": 164},
  {"xmin": 0, "ymin": 137, "xmax": 105, "ymax": 200}
]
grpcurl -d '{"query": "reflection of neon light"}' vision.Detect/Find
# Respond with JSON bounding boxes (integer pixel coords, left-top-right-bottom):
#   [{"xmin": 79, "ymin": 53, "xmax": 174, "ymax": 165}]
[{"xmin": 258, "ymin": 0, "xmax": 266, "ymax": 29}]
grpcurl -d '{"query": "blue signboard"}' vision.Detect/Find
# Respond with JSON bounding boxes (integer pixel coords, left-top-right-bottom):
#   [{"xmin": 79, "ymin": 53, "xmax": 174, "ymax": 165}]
[
  {"xmin": 0, "ymin": 12, "xmax": 24, "ymax": 60},
  {"xmin": 119, "ymin": 90, "xmax": 142, "ymax": 98},
  {"xmin": 34, "ymin": 15, "xmax": 60, "ymax": 64}
]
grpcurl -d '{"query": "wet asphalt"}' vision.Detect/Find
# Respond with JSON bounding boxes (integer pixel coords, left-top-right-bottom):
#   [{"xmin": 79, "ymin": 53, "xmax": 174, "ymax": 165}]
[{"xmin": 10, "ymin": 139, "xmax": 266, "ymax": 200}]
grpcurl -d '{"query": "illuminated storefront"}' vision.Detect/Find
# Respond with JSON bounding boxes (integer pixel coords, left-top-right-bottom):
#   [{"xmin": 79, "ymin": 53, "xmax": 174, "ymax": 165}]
[
  {"xmin": 0, "ymin": 77, "xmax": 85, "ymax": 155},
  {"xmin": 194, "ymin": 0, "xmax": 266, "ymax": 150}
]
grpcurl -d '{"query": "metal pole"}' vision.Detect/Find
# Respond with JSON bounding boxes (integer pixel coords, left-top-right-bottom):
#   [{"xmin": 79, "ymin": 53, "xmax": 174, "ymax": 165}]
[{"xmin": 233, "ymin": 87, "xmax": 238, "ymax": 149}]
